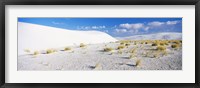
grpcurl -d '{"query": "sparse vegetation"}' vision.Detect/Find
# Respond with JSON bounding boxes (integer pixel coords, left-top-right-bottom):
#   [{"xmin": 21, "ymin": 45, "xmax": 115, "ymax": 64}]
[
  {"xmin": 24, "ymin": 49, "xmax": 30, "ymax": 53},
  {"xmin": 104, "ymin": 47, "xmax": 113, "ymax": 52},
  {"xmin": 129, "ymin": 48, "xmax": 136, "ymax": 53},
  {"xmin": 125, "ymin": 43, "xmax": 130, "ymax": 46},
  {"xmin": 46, "ymin": 49, "xmax": 54, "ymax": 54},
  {"xmin": 33, "ymin": 51, "xmax": 39, "ymax": 55},
  {"xmin": 64, "ymin": 47, "xmax": 71, "ymax": 51},
  {"xmin": 157, "ymin": 46, "xmax": 166, "ymax": 51},
  {"xmin": 171, "ymin": 44, "xmax": 179, "ymax": 49},
  {"xmin": 136, "ymin": 59, "xmax": 141, "ymax": 67},
  {"xmin": 80, "ymin": 43, "xmax": 86, "ymax": 47},
  {"xmin": 152, "ymin": 43, "xmax": 158, "ymax": 46},
  {"xmin": 117, "ymin": 45, "xmax": 125, "ymax": 50},
  {"xmin": 94, "ymin": 63, "xmax": 102, "ymax": 70},
  {"xmin": 160, "ymin": 42, "xmax": 165, "ymax": 46}
]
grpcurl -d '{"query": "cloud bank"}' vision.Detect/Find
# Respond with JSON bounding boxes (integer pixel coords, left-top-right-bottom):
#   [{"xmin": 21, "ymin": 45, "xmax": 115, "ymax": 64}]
[{"xmin": 115, "ymin": 20, "xmax": 181, "ymax": 34}]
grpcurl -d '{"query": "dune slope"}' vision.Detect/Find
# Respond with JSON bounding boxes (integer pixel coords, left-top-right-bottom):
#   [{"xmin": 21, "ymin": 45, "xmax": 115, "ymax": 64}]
[
  {"xmin": 18, "ymin": 22, "xmax": 117, "ymax": 55},
  {"xmin": 116, "ymin": 32, "xmax": 182, "ymax": 40}
]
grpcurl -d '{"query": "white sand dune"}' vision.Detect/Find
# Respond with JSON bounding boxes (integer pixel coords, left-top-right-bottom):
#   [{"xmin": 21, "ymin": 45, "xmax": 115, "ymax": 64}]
[
  {"xmin": 116, "ymin": 32, "xmax": 182, "ymax": 40},
  {"xmin": 18, "ymin": 22, "xmax": 117, "ymax": 55}
]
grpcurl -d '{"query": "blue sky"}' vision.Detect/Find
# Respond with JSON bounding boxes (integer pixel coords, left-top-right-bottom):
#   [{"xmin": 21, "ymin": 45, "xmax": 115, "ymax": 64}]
[{"xmin": 18, "ymin": 18, "xmax": 182, "ymax": 37}]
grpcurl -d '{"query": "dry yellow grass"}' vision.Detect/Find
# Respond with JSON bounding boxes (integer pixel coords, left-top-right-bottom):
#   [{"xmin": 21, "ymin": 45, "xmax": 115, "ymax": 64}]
[
  {"xmin": 64, "ymin": 47, "xmax": 71, "ymax": 51},
  {"xmin": 117, "ymin": 45, "xmax": 125, "ymax": 50},
  {"xmin": 80, "ymin": 43, "xmax": 86, "ymax": 47},
  {"xmin": 24, "ymin": 49, "xmax": 30, "ymax": 53},
  {"xmin": 157, "ymin": 46, "xmax": 166, "ymax": 51},
  {"xmin": 46, "ymin": 49, "xmax": 54, "ymax": 54},
  {"xmin": 136, "ymin": 59, "xmax": 141, "ymax": 67},
  {"xmin": 125, "ymin": 43, "xmax": 130, "ymax": 46},
  {"xmin": 33, "ymin": 51, "xmax": 39, "ymax": 55},
  {"xmin": 94, "ymin": 63, "xmax": 102, "ymax": 70},
  {"xmin": 104, "ymin": 47, "xmax": 113, "ymax": 52},
  {"xmin": 152, "ymin": 43, "xmax": 158, "ymax": 46},
  {"xmin": 171, "ymin": 44, "xmax": 179, "ymax": 49}
]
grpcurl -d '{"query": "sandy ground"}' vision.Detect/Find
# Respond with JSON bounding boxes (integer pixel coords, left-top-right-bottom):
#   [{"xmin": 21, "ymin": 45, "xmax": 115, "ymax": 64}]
[{"xmin": 18, "ymin": 42, "xmax": 182, "ymax": 70}]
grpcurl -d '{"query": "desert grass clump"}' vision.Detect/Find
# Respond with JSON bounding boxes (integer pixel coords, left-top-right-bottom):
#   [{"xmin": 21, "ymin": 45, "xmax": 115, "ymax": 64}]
[
  {"xmin": 171, "ymin": 44, "xmax": 179, "ymax": 49},
  {"xmin": 135, "ymin": 59, "xmax": 141, "ymax": 67},
  {"xmin": 125, "ymin": 43, "xmax": 130, "ymax": 46},
  {"xmin": 117, "ymin": 45, "xmax": 125, "ymax": 50},
  {"xmin": 120, "ymin": 42, "xmax": 125, "ymax": 45},
  {"xmin": 80, "ymin": 43, "xmax": 86, "ymax": 48},
  {"xmin": 64, "ymin": 47, "xmax": 71, "ymax": 51},
  {"xmin": 104, "ymin": 47, "xmax": 113, "ymax": 52},
  {"xmin": 141, "ymin": 41, "xmax": 144, "ymax": 44},
  {"xmin": 165, "ymin": 42, "xmax": 169, "ymax": 45},
  {"xmin": 156, "ymin": 46, "xmax": 166, "ymax": 51},
  {"xmin": 33, "ymin": 51, "xmax": 39, "ymax": 55},
  {"xmin": 173, "ymin": 40, "xmax": 181, "ymax": 44},
  {"xmin": 134, "ymin": 42, "xmax": 137, "ymax": 45},
  {"xmin": 94, "ymin": 63, "xmax": 102, "ymax": 70},
  {"xmin": 159, "ymin": 42, "xmax": 165, "ymax": 46},
  {"xmin": 129, "ymin": 48, "xmax": 137, "ymax": 54},
  {"xmin": 24, "ymin": 49, "xmax": 30, "ymax": 53},
  {"xmin": 152, "ymin": 43, "xmax": 158, "ymax": 46},
  {"xmin": 119, "ymin": 40, "xmax": 131, "ymax": 45},
  {"xmin": 46, "ymin": 49, "xmax": 54, "ymax": 54}
]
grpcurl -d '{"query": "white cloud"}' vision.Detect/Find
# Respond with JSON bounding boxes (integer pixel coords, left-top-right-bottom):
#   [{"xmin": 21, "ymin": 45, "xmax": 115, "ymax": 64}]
[
  {"xmin": 144, "ymin": 27, "xmax": 150, "ymax": 31},
  {"xmin": 115, "ymin": 29, "xmax": 127, "ymax": 33},
  {"xmin": 52, "ymin": 21, "xmax": 64, "ymax": 25},
  {"xmin": 78, "ymin": 25, "xmax": 106, "ymax": 30},
  {"xmin": 148, "ymin": 21, "xmax": 165, "ymax": 26},
  {"xmin": 119, "ymin": 23, "xmax": 144, "ymax": 29},
  {"xmin": 118, "ymin": 23, "xmax": 146, "ymax": 33},
  {"xmin": 166, "ymin": 21, "xmax": 180, "ymax": 25},
  {"xmin": 115, "ymin": 20, "xmax": 181, "ymax": 34}
]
